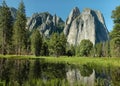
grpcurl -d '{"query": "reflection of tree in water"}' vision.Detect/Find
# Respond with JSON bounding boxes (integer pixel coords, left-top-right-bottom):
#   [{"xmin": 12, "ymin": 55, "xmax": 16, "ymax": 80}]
[
  {"xmin": 0, "ymin": 59, "xmax": 120, "ymax": 86},
  {"xmin": 66, "ymin": 64, "xmax": 95, "ymax": 86},
  {"xmin": 94, "ymin": 66, "xmax": 120, "ymax": 86},
  {"xmin": 80, "ymin": 64, "xmax": 93, "ymax": 76},
  {"xmin": 111, "ymin": 67, "xmax": 120, "ymax": 85}
]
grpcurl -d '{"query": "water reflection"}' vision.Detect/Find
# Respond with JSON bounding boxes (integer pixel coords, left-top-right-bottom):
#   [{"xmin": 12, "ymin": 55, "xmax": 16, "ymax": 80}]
[
  {"xmin": 67, "ymin": 69, "xmax": 95, "ymax": 86},
  {"xmin": 0, "ymin": 58, "xmax": 120, "ymax": 86}
]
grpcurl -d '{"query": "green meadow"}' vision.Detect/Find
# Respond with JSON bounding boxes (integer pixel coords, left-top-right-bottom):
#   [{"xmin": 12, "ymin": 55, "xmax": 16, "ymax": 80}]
[{"xmin": 0, "ymin": 55, "xmax": 120, "ymax": 67}]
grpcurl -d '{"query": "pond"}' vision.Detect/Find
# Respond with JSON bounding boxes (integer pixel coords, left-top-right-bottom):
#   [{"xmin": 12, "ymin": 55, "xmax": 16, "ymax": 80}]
[{"xmin": 0, "ymin": 58, "xmax": 120, "ymax": 86}]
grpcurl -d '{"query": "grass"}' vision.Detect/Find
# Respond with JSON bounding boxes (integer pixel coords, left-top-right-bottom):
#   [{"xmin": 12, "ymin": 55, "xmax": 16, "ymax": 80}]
[
  {"xmin": 0, "ymin": 55, "xmax": 120, "ymax": 67},
  {"xmin": 42, "ymin": 56, "xmax": 120, "ymax": 67},
  {"xmin": 0, "ymin": 82, "xmax": 5, "ymax": 86}
]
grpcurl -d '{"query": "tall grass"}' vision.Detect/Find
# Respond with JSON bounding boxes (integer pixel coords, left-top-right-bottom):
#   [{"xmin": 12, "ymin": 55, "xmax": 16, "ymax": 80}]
[
  {"xmin": 42, "ymin": 56, "xmax": 120, "ymax": 67},
  {"xmin": 0, "ymin": 55, "xmax": 120, "ymax": 67}
]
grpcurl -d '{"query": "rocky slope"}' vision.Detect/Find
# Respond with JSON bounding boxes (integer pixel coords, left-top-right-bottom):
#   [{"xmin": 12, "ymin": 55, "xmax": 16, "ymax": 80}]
[
  {"xmin": 27, "ymin": 12, "xmax": 64, "ymax": 37},
  {"xmin": 9, "ymin": 7, "xmax": 17, "ymax": 20},
  {"xmin": 64, "ymin": 7, "xmax": 109, "ymax": 45}
]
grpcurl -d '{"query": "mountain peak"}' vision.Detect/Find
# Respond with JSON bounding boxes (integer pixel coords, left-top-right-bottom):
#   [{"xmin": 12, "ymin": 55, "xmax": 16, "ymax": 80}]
[
  {"xmin": 72, "ymin": 7, "xmax": 80, "ymax": 12},
  {"xmin": 64, "ymin": 7, "xmax": 109, "ymax": 45},
  {"xmin": 69, "ymin": 7, "xmax": 80, "ymax": 20}
]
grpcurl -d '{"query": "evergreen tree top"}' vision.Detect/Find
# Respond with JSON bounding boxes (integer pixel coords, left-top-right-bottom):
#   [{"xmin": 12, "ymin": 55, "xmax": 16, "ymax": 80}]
[{"xmin": 18, "ymin": 0, "xmax": 25, "ymax": 14}]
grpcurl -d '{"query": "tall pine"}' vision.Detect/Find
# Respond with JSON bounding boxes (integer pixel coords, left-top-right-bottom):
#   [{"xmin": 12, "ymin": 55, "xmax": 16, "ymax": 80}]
[
  {"xmin": 0, "ymin": 0, "xmax": 13, "ymax": 55},
  {"xmin": 59, "ymin": 33, "xmax": 67, "ymax": 55},
  {"xmin": 110, "ymin": 6, "xmax": 120, "ymax": 57},
  {"xmin": 13, "ymin": 1, "xmax": 27, "ymax": 55},
  {"xmin": 31, "ymin": 30, "xmax": 42, "ymax": 56}
]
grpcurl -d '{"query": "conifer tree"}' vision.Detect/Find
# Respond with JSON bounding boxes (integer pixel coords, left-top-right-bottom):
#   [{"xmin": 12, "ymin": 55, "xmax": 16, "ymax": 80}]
[
  {"xmin": 110, "ymin": 6, "xmax": 120, "ymax": 57},
  {"xmin": 0, "ymin": 0, "xmax": 13, "ymax": 55},
  {"xmin": 59, "ymin": 33, "xmax": 67, "ymax": 55},
  {"xmin": 40, "ymin": 42, "xmax": 49, "ymax": 56},
  {"xmin": 31, "ymin": 30, "xmax": 42, "ymax": 56},
  {"xmin": 13, "ymin": 0, "xmax": 27, "ymax": 55}
]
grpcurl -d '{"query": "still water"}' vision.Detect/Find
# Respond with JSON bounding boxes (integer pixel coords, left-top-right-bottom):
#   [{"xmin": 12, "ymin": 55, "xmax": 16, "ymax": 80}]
[{"xmin": 0, "ymin": 58, "xmax": 120, "ymax": 86}]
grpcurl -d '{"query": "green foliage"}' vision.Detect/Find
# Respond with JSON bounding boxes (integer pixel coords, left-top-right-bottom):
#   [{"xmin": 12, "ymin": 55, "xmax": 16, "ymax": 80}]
[
  {"xmin": 110, "ymin": 38, "xmax": 120, "ymax": 57},
  {"xmin": 49, "ymin": 33, "xmax": 67, "ymax": 57},
  {"xmin": 110, "ymin": 23, "xmax": 120, "ymax": 39},
  {"xmin": 26, "ymin": 30, "xmax": 31, "ymax": 55},
  {"xmin": 41, "ymin": 62, "xmax": 66, "ymax": 79},
  {"xmin": 110, "ymin": 5, "xmax": 120, "ymax": 57},
  {"xmin": 40, "ymin": 42, "xmax": 49, "ymax": 56},
  {"xmin": 0, "ymin": 59, "xmax": 11, "ymax": 85},
  {"xmin": 94, "ymin": 43, "xmax": 103, "ymax": 57},
  {"xmin": 76, "ymin": 44, "xmax": 80, "ymax": 56},
  {"xmin": 33, "ymin": 59, "xmax": 41, "ymax": 79},
  {"xmin": 80, "ymin": 64, "xmax": 93, "ymax": 76},
  {"xmin": 31, "ymin": 30, "xmax": 42, "ymax": 56},
  {"xmin": 91, "ymin": 41, "xmax": 110, "ymax": 57},
  {"xmin": 13, "ymin": 60, "xmax": 29, "ymax": 85},
  {"xmin": 76, "ymin": 39, "xmax": 93, "ymax": 56},
  {"xmin": 49, "ymin": 33, "xmax": 60, "ymax": 56},
  {"xmin": 23, "ymin": 79, "xmax": 69, "ymax": 86},
  {"xmin": 111, "ymin": 6, "xmax": 120, "ymax": 24},
  {"xmin": 0, "ymin": 82, "xmax": 5, "ymax": 86},
  {"xmin": 0, "ymin": 1, "xmax": 13, "ymax": 55},
  {"xmin": 59, "ymin": 33, "xmax": 67, "ymax": 55},
  {"xmin": 66, "ymin": 44, "xmax": 75, "ymax": 56},
  {"xmin": 91, "ymin": 41, "xmax": 111, "ymax": 57},
  {"xmin": 56, "ymin": 22, "xmax": 65, "ymax": 33},
  {"xmin": 103, "ymin": 41, "xmax": 110, "ymax": 57},
  {"xmin": 13, "ymin": 1, "xmax": 27, "ymax": 55}
]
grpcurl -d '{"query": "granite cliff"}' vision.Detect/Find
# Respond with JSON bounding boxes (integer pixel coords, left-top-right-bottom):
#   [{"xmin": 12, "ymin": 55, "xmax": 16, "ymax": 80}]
[
  {"xmin": 64, "ymin": 7, "xmax": 109, "ymax": 45},
  {"xmin": 27, "ymin": 12, "xmax": 64, "ymax": 37}
]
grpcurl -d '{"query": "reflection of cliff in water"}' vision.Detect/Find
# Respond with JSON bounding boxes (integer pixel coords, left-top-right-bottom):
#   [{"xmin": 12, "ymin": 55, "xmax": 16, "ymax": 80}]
[
  {"xmin": 0, "ymin": 59, "xmax": 120, "ymax": 86},
  {"xmin": 66, "ymin": 69, "xmax": 95, "ymax": 86}
]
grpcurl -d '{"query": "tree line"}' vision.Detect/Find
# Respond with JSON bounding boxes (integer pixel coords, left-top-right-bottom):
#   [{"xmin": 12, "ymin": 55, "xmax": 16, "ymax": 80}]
[
  {"xmin": 0, "ymin": 1, "xmax": 27, "ymax": 55},
  {"xmin": 0, "ymin": 1, "xmax": 119, "ymax": 57}
]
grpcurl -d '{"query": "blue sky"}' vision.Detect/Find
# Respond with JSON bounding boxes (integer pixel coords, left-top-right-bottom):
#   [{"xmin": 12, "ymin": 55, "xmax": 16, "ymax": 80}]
[{"xmin": 0, "ymin": 0, "xmax": 120, "ymax": 31}]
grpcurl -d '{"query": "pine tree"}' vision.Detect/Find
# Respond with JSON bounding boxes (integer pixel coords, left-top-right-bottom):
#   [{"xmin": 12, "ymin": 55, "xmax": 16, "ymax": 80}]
[
  {"xmin": 110, "ymin": 6, "xmax": 120, "ymax": 57},
  {"xmin": 59, "ymin": 33, "xmax": 67, "ymax": 55},
  {"xmin": 13, "ymin": 1, "xmax": 27, "ymax": 55},
  {"xmin": 40, "ymin": 42, "xmax": 49, "ymax": 56},
  {"xmin": 49, "ymin": 33, "xmax": 59, "ymax": 56},
  {"xmin": 31, "ymin": 30, "xmax": 42, "ymax": 56},
  {"xmin": 0, "ymin": 0, "xmax": 13, "ymax": 55}
]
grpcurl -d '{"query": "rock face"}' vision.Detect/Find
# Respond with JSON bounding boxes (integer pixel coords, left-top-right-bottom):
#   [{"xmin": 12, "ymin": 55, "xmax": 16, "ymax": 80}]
[
  {"xmin": 27, "ymin": 12, "xmax": 64, "ymax": 37},
  {"xmin": 64, "ymin": 7, "xmax": 109, "ymax": 45},
  {"xmin": 66, "ymin": 68, "xmax": 95, "ymax": 86},
  {"xmin": 64, "ymin": 7, "xmax": 80, "ymax": 36},
  {"xmin": 9, "ymin": 7, "xmax": 17, "ymax": 20}
]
